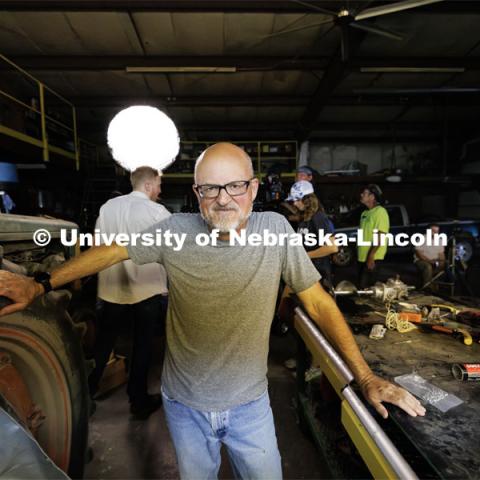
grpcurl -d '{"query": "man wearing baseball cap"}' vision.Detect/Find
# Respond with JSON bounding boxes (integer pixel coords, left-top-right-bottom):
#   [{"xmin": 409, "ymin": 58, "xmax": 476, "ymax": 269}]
[
  {"xmin": 295, "ymin": 165, "xmax": 314, "ymax": 183},
  {"xmin": 278, "ymin": 179, "xmax": 337, "ymax": 369},
  {"xmin": 358, "ymin": 184, "xmax": 390, "ymax": 288},
  {"xmin": 281, "ymin": 170, "xmax": 316, "ymax": 220},
  {"xmin": 285, "ymin": 179, "xmax": 314, "ymax": 201},
  {"xmin": 285, "ymin": 180, "xmax": 336, "ymax": 282}
]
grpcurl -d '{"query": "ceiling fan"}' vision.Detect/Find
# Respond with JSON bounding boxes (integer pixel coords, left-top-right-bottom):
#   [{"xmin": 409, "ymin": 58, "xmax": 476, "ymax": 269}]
[{"xmin": 253, "ymin": 0, "xmax": 445, "ymax": 60}]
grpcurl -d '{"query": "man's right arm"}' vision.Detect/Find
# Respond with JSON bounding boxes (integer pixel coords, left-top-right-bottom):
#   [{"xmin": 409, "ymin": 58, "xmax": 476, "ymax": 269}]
[
  {"xmin": 0, "ymin": 244, "xmax": 129, "ymax": 316},
  {"xmin": 297, "ymin": 282, "xmax": 426, "ymax": 419}
]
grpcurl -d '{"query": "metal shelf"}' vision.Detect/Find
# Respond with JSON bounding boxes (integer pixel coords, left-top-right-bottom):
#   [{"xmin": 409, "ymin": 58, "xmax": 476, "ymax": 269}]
[{"xmin": 166, "ymin": 140, "xmax": 298, "ymax": 175}]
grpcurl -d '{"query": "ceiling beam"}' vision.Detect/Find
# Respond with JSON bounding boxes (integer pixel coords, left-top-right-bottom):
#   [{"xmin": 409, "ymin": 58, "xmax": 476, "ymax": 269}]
[
  {"xmin": 0, "ymin": 1, "xmax": 338, "ymax": 12},
  {"xmin": 178, "ymin": 121, "xmax": 443, "ymax": 129},
  {"xmin": 60, "ymin": 95, "xmax": 480, "ymax": 108},
  {"xmin": 70, "ymin": 95, "xmax": 311, "ymax": 107},
  {"xmin": 7, "ymin": 55, "xmax": 480, "ymax": 72},
  {"xmin": 296, "ymin": 27, "xmax": 366, "ymax": 140},
  {"xmin": 172, "ymin": 121, "xmax": 444, "ymax": 143},
  {"xmin": 80, "ymin": 120, "xmax": 443, "ymax": 131},
  {"xmin": 352, "ymin": 57, "xmax": 480, "ymax": 69},
  {"xmin": 80, "ymin": 120, "xmax": 444, "ymax": 143},
  {"xmin": 80, "ymin": 121, "xmax": 298, "ymax": 135},
  {"xmin": 0, "ymin": 0, "xmax": 477, "ymax": 13}
]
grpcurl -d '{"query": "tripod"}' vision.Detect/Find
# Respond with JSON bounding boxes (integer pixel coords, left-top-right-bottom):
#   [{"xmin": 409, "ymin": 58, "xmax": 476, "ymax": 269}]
[{"xmin": 422, "ymin": 237, "xmax": 473, "ymax": 296}]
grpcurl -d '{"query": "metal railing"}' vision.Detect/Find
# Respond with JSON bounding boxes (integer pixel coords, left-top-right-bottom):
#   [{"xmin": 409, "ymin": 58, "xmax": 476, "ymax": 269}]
[
  {"xmin": 0, "ymin": 52, "xmax": 80, "ymax": 169},
  {"xmin": 295, "ymin": 306, "xmax": 418, "ymax": 480}
]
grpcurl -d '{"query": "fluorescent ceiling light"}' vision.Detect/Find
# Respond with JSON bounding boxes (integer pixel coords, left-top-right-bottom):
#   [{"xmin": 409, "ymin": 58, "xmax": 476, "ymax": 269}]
[
  {"xmin": 126, "ymin": 66, "xmax": 236, "ymax": 73},
  {"xmin": 361, "ymin": 67, "xmax": 465, "ymax": 73}
]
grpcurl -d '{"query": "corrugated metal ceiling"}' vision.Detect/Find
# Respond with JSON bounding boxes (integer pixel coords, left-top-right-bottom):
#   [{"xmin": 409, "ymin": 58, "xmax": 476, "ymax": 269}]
[{"xmin": 0, "ymin": 2, "xmax": 480, "ymax": 141}]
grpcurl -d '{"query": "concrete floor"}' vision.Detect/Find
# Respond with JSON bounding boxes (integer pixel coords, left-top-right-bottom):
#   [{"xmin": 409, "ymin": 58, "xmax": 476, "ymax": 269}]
[{"xmin": 84, "ymin": 335, "xmax": 328, "ymax": 480}]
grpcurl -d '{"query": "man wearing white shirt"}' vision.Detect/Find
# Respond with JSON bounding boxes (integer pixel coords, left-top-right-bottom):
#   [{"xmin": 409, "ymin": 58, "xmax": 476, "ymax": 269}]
[
  {"xmin": 414, "ymin": 224, "xmax": 446, "ymax": 288},
  {"xmin": 89, "ymin": 166, "xmax": 170, "ymax": 418}
]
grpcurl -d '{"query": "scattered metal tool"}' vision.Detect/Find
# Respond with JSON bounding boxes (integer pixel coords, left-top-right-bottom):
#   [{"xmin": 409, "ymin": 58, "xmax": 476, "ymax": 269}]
[{"xmin": 335, "ymin": 277, "xmax": 414, "ymax": 303}]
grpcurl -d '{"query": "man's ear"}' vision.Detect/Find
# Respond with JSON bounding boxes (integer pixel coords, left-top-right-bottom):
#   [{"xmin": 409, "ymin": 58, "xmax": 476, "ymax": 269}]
[
  {"xmin": 250, "ymin": 177, "xmax": 259, "ymax": 201},
  {"xmin": 192, "ymin": 184, "xmax": 201, "ymax": 203}
]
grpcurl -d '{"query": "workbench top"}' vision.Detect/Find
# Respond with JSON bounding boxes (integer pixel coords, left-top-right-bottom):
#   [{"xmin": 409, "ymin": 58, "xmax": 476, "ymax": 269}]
[{"xmin": 341, "ymin": 293, "xmax": 480, "ymax": 479}]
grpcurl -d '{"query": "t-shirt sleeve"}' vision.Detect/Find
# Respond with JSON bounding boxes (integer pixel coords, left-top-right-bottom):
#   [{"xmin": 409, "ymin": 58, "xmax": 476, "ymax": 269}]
[
  {"xmin": 280, "ymin": 216, "xmax": 321, "ymax": 293},
  {"xmin": 311, "ymin": 212, "xmax": 333, "ymax": 235},
  {"xmin": 302, "ymin": 212, "xmax": 333, "ymax": 252},
  {"xmin": 376, "ymin": 208, "xmax": 390, "ymax": 233},
  {"xmin": 127, "ymin": 216, "xmax": 170, "ymax": 265}
]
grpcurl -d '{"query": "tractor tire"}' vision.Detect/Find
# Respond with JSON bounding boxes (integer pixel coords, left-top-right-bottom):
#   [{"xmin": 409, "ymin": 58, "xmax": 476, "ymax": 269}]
[{"xmin": 0, "ymin": 291, "xmax": 89, "ymax": 478}]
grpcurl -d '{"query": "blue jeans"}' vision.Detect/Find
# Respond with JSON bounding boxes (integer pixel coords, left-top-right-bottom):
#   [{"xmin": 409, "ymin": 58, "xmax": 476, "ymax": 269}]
[{"xmin": 161, "ymin": 388, "xmax": 282, "ymax": 480}]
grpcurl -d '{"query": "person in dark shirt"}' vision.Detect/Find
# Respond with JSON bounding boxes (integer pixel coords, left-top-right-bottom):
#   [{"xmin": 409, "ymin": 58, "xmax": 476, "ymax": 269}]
[
  {"xmin": 287, "ymin": 180, "xmax": 337, "ymax": 282},
  {"xmin": 276, "ymin": 181, "xmax": 338, "ymax": 343}
]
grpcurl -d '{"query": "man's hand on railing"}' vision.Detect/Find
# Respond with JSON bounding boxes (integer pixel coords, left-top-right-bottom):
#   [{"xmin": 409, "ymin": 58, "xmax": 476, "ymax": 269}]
[{"xmin": 358, "ymin": 373, "xmax": 426, "ymax": 419}]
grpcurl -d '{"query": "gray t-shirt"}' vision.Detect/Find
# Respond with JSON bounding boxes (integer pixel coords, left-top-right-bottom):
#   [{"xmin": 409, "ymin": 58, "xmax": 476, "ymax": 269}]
[{"xmin": 127, "ymin": 211, "xmax": 320, "ymax": 411}]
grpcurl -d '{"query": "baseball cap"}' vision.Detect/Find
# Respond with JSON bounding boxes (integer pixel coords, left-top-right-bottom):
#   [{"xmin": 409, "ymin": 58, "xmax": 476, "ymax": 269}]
[
  {"xmin": 366, "ymin": 183, "xmax": 384, "ymax": 204},
  {"xmin": 286, "ymin": 180, "xmax": 314, "ymax": 201},
  {"xmin": 296, "ymin": 166, "xmax": 313, "ymax": 175}
]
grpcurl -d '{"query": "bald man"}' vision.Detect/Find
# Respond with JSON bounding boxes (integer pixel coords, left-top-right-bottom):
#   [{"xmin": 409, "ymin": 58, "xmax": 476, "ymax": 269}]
[{"xmin": 0, "ymin": 143, "xmax": 425, "ymax": 480}]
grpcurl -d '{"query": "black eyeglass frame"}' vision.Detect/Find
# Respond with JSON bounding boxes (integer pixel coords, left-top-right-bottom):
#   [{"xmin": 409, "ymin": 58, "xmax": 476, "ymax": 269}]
[{"xmin": 194, "ymin": 177, "xmax": 256, "ymax": 199}]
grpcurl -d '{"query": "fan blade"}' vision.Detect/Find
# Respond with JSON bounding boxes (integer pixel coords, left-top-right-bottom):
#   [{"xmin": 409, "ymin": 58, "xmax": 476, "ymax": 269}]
[
  {"xmin": 263, "ymin": 19, "xmax": 334, "ymax": 39},
  {"xmin": 310, "ymin": 23, "xmax": 336, "ymax": 48},
  {"xmin": 290, "ymin": 0, "xmax": 337, "ymax": 16},
  {"xmin": 340, "ymin": 21, "xmax": 350, "ymax": 62},
  {"xmin": 355, "ymin": 0, "xmax": 445, "ymax": 21},
  {"xmin": 353, "ymin": 0, "xmax": 375, "ymax": 17},
  {"xmin": 248, "ymin": 19, "xmax": 333, "ymax": 49},
  {"xmin": 248, "ymin": 20, "xmax": 332, "ymax": 49},
  {"xmin": 243, "ymin": 24, "xmax": 336, "ymax": 72},
  {"xmin": 350, "ymin": 21, "xmax": 403, "ymax": 41}
]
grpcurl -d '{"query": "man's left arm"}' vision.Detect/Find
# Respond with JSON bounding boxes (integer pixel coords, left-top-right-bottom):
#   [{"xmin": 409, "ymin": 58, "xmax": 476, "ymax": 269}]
[
  {"xmin": 296, "ymin": 282, "xmax": 426, "ymax": 419},
  {"xmin": 366, "ymin": 244, "xmax": 382, "ymax": 270}
]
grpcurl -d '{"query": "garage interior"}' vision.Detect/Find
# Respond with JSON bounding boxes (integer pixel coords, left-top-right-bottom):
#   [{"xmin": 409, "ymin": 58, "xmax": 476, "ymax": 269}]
[{"xmin": 1, "ymin": 1, "xmax": 480, "ymax": 479}]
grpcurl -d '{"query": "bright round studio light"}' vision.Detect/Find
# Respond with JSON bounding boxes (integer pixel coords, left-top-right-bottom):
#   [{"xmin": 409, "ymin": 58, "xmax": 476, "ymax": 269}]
[{"xmin": 107, "ymin": 106, "xmax": 180, "ymax": 172}]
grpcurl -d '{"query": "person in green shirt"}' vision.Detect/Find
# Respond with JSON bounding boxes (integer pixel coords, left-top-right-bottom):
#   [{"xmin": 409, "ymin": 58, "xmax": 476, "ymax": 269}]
[{"xmin": 357, "ymin": 184, "xmax": 390, "ymax": 288}]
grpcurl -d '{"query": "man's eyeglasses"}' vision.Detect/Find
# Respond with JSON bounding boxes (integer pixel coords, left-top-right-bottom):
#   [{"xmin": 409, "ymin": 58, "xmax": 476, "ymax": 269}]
[{"xmin": 194, "ymin": 178, "xmax": 255, "ymax": 199}]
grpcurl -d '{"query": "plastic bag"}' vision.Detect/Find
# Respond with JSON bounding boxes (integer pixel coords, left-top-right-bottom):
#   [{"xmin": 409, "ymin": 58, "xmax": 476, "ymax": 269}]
[{"xmin": 394, "ymin": 373, "xmax": 463, "ymax": 412}]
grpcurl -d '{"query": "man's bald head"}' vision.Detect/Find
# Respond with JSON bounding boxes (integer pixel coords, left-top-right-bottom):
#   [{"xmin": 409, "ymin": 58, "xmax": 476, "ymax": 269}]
[
  {"xmin": 192, "ymin": 142, "xmax": 258, "ymax": 233},
  {"xmin": 194, "ymin": 143, "xmax": 254, "ymax": 184}
]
